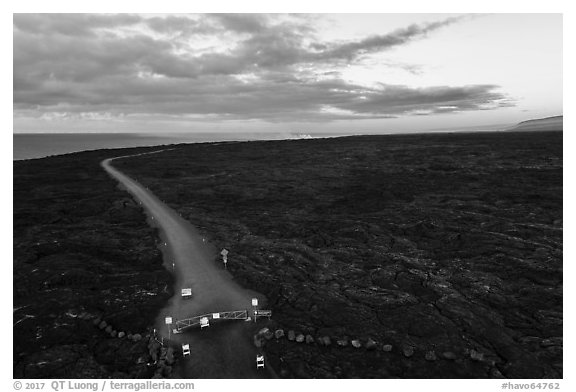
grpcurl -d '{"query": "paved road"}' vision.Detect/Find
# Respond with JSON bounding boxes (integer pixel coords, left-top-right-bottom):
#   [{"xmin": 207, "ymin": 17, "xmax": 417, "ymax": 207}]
[{"xmin": 102, "ymin": 151, "xmax": 273, "ymax": 378}]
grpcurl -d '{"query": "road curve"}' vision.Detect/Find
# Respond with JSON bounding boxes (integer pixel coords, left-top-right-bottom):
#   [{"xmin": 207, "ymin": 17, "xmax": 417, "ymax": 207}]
[{"xmin": 102, "ymin": 150, "xmax": 273, "ymax": 378}]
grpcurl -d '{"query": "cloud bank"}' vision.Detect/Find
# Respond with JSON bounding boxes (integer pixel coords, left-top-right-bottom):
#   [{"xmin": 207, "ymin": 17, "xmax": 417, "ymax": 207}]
[{"xmin": 13, "ymin": 13, "xmax": 513, "ymax": 124}]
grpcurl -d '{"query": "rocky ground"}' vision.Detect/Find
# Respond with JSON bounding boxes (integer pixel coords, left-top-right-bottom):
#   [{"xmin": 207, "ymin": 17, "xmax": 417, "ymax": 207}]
[
  {"xmin": 117, "ymin": 131, "xmax": 563, "ymax": 378},
  {"xmin": 13, "ymin": 148, "xmax": 175, "ymax": 378}
]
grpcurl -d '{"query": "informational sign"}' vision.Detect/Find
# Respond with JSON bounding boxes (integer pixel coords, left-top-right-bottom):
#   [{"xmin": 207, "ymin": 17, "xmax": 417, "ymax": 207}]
[
  {"xmin": 212, "ymin": 313, "xmax": 220, "ymax": 319},
  {"xmin": 200, "ymin": 317, "xmax": 210, "ymax": 328},
  {"xmin": 181, "ymin": 288, "xmax": 192, "ymax": 298},
  {"xmin": 165, "ymin": 316, "xmax": 172, "ymax": 325},
  {"xmin": 252, "ymin": 298, "xmax": 258, "ymax": 307},
  {"xmin": 256, "ymin": 355, "xmax": 265, "ymax": 369}
]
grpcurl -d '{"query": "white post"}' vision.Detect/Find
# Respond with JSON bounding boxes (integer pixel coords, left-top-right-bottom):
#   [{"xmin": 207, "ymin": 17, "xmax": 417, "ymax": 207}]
[
  {"xmin": 252, "ymin": 298, "xmax": 258, "ymax": 323},
  {"xmin": 165, "ymin": 316, "xmax": 172, "ymax": 341}
]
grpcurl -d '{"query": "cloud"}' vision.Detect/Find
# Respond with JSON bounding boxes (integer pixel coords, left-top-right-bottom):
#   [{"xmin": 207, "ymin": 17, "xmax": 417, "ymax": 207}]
[
  {"xmin": 13, "ymin": 13, "xmax": 142, "ymax": 37},
  {"xmin": 311, "ymin": 16, "xmax": 466, "ymax": 62},
  {"xmin": 207, "ymin": 13, "xmax": 269, "ymax": 34},
  {"xmin": 333, "ymin": 84, "xmax": 514, "ymax": 116},
  {"xmin": 13, "ymin": 13, "xmax": 513, "ymax": 124}
]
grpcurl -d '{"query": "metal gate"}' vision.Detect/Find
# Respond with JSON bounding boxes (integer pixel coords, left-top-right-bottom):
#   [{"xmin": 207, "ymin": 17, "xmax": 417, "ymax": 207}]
[{"xmin": 174, "ymin": 309, "xmax": 249, "ymax": 332}]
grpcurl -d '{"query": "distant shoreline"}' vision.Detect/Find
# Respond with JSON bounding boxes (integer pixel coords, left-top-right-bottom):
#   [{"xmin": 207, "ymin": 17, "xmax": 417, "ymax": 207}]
[{"xmin": 13, "ymin": 125, "xmax": 561, "ymax": 161}]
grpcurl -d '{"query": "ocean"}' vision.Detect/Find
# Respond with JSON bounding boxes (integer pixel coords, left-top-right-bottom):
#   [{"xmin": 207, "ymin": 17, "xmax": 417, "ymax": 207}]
[
  {"xmin": 13, "ymin": 132, "xmax": 300, "ymax": 161},
  {"xmin": 13, "ymin": 124, "xmax": 515, "ymax": 161}
]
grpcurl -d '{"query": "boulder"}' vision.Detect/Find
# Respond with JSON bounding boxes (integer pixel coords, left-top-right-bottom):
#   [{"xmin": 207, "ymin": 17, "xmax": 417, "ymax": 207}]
[
  {"xmin": 425, "ymin": 351, "xmax": 437, "ymax": 361},
  {"xmin": 337, "ymin": 338, "xmax": 348, "ymax": 347},
  {"xmin": 288, "ymin": 330, "xmax": 296, "ymax": 341},
  {"xmin": 264, "ymin": 330, "xmax": 274, "ymax": 340},
  {"xmin": 118, "ymin": 331, "xmax": 125, "ymax": 339},
  {"xmin": 296, "ymin": 334, "xmax": 305, "ymax": 343},
  {"xmin": 403, "ymin": 346, "xmax": 414, "ymax": 357},
  {"xmin": 253, "ymin": 336, "xmax": 263, "ymax": 348},
  {"xmin": 132, "ymin": 334, "xmax": 142, "ymax": 342},
  {"xmin": 442, "ymin": 351, "xmax": 457, "ymax": 360},
  {"xmin": 365, "ymin": 338, "xmax": 377, "ymax": 351},
  {"xmin": 257, "ymin": 328, "xmax": 274, "ymax": 340},
  {"xmin": 105, "ymin": 325, "xmax": 113, "ymax": 334},
  {"xmin": 305, "ymin": 335, "xmax": 315, "ymax": 344},
  {"xmin": 93, "ymin": 318, "xmax": 102, "ymax": 326},
  {"xmin": 166, "ymin": 348, "xmax": 175, "ymax": 365},
  {"xmin": 98, "ymin": 321, "xmax": 107, "ymax": 330},
  {"xmin": 382, "ymin": 344, "xmax": 393, "ymax": 352},
  {"xmin": 351, "ymin": 340, "xmax": 362, "ymax": 349},
  {"xmin": 110, "ymin": 330, "xmax": 117, "ymax": 338},
  {"xmin": 275, "ymin": 329, "xmax": 285, "ymax": 339},
  {"xmin": 470, "ymin": 349, "xmax": 484, "ymax": 361},
  {"xmin": 322, "ymin": 336, "xmax": 331, "ymax": 346}
]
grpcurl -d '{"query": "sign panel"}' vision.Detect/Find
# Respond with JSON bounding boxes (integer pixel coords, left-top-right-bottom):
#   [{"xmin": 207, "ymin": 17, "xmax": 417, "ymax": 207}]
[
  {"xmin": 165, "ymin": 316, "xmax": 173, "ymax": 325},
  {"xmin": 212, "ymin": 313, "xmax": 220, "ymax": 319},
  {"xmin": 200, "ymin": 317, "xmax": 210, "ymax": 328},
  {"xmin": 252, "ymin": 298, "xmax": 258, "ymax": 307},
  {"xmin": 221, "ymin": 248, "xmax": 229, "ymax": 256}
]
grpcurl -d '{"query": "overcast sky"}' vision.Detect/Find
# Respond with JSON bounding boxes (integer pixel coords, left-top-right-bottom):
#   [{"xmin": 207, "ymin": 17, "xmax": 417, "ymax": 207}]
[{"xmin": 13, "ymin": 13, "xmax": 562, "ymax": 134}]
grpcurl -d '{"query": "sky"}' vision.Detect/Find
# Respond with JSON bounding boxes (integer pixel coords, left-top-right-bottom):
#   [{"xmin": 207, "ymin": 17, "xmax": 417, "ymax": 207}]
[{"xmin": 12, "ymin": 13, "xmax": 563, "ymax": 135}]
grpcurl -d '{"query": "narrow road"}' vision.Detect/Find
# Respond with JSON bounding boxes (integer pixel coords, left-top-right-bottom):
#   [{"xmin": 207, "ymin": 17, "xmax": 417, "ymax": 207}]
[{"xmin": 102, "ymin": 150, "xmax": 273, "ymax": 378}]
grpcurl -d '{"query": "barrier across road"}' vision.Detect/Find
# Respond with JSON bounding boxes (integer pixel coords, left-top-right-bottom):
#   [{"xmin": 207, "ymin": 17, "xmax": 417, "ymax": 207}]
[{"xmin": 174, "ymin": 310, "xmax": 246, "ymax": 332}]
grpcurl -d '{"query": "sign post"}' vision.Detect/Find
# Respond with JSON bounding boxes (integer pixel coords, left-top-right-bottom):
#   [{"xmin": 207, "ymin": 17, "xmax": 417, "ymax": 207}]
[
  {"xmin": 221, "ymin": 249, "xmax": 229, "ymax": 269},
  {"xmin": 165, "ymin": 316, "xmax": 172, "ymax": 340},
  {"xmin": 252, "ymin": 298, "xmax": 258, "ymax": 322}
]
